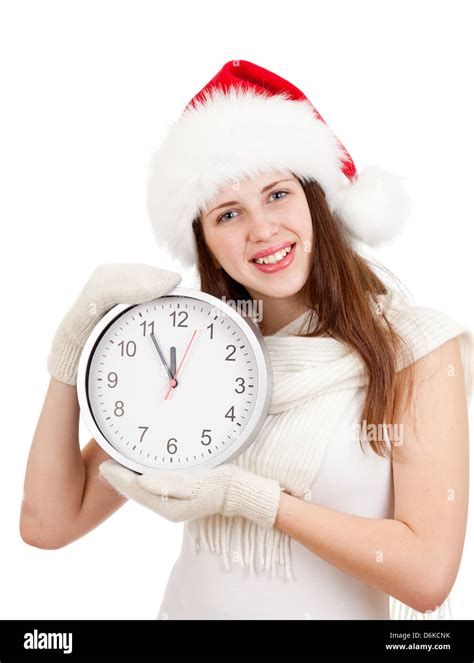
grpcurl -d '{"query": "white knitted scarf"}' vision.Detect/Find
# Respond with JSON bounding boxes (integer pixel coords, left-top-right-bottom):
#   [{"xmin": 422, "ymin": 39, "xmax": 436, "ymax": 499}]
[{"xmin": 187, "ymin": 288, "xmax": 474, "ymax": 619}]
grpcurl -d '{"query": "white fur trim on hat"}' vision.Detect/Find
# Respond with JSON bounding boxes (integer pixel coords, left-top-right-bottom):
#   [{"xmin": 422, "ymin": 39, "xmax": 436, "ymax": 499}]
[
  {"xmin": 146, "ymin": 86, "xmax": 410, "ymax": 269},
  {"xmin": 330, "ymin": 164, "xmax": 412, "ymax": 247}
]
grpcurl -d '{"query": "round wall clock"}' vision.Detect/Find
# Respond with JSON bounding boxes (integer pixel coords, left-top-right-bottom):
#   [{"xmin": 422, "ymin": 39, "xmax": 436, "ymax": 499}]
[{"xmin": 77, "ymin": 287, "xmax": 273, "ymax": 475}]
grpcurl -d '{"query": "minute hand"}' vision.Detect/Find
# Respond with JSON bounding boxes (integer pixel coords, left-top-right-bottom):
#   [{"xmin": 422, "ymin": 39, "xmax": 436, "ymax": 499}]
[{"xmin": 150, "ymin": 332, "xmax": 174, "ymax": 382}]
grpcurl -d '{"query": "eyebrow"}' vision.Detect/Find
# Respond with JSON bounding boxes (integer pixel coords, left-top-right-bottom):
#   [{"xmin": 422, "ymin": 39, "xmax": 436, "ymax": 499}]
[{"xmin": 205, "ymin": 178, "xmax": 295, "ymax": 218}]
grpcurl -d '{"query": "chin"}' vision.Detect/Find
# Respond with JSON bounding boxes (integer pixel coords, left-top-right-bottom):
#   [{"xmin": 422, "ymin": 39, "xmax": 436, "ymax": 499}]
[{"xmin": 253, "ymin": 276, "xmax": 306, "ymax": 299}]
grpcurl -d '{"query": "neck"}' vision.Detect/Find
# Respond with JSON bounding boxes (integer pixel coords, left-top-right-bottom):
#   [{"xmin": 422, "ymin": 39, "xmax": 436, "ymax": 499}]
[{"xmin": 247, "ymin": 290, "xmax": 309, "ymax": 336}]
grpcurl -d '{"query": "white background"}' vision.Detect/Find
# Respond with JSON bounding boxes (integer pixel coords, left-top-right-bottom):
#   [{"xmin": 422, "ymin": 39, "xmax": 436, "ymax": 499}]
[{"xmin": 1, "ymin": 0, "xmax": 473, "ymax": 619}]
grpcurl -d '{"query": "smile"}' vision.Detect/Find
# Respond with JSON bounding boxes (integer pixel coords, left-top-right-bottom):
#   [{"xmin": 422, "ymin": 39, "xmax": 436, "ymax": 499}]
[{"xmin": 251, "ymin": 242, "xmax": 296, "ymax": 273}]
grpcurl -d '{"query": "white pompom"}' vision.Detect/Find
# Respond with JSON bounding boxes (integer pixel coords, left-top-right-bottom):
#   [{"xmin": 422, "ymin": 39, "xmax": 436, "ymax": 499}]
[{"xmin": 330, "ymin": 165, "xmax": 412, "ymax": 247}]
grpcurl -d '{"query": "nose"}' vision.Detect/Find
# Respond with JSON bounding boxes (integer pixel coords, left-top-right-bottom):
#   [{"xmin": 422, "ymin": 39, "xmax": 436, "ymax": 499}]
[{"xmin": 247, "ymin": 208, "xmax": 279, "ymax": 243}]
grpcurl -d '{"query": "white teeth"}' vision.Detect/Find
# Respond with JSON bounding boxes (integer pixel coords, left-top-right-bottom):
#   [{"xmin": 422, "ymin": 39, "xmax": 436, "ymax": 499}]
[{"xmin": 254, "ymin": 244, "xmax": 293, "ymax": 264}]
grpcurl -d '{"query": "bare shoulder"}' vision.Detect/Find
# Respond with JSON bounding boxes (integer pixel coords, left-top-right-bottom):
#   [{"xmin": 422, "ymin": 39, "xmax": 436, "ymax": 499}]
[
  {"xmin": 412, "ymin": 336, "xmax": 463, "ymax": 381},
  {"xmin": 393, "ymin": 336, "xmax": 465, "ymax": 433}
]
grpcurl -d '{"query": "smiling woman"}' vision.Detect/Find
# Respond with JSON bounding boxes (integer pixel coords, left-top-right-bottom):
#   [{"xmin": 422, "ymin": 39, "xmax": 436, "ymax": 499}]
[{"xmin": 26, "ymin": 58, "xmax": 474, "ymax": 622}]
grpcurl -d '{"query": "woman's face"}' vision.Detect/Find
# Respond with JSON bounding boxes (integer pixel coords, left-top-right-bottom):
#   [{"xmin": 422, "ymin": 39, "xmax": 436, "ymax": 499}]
[{"xmin": 199, "ymin": 171, "xmax": 313, "ymax": 300}]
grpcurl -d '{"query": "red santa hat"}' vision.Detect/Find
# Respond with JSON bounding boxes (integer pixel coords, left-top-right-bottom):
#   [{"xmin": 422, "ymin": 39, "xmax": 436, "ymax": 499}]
[{"xmin": 146, "ymin": 59, "xmax": 411, "ymax": 270}]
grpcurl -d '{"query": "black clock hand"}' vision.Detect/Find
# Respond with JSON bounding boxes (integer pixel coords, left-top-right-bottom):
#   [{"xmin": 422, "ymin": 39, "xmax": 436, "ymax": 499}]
[
  {"xmin": 150, "ymin": 332, "xmax": 175, "ymax": 383},
  {"xmin": 170, "ymin": 346, "xmax": 178, "ymax": 387}
]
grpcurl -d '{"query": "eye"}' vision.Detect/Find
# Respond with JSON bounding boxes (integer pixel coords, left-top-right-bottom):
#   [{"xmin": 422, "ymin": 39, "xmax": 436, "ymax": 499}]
[
  {"xmin": 217, "ymin": 209, "xmax": 239, "ymax": 224},
  {"xmin": 269, "ymin": 189, "xmax": 289, "ymax": 201}
]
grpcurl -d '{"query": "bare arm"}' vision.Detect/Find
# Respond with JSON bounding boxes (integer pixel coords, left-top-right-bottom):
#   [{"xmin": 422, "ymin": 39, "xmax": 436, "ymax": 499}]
[
  {"xmin": 275, "ymin": 337, "xmax": 469, "ymax": 614},
  {"xmin": 20, "ymin": 378, "xmax": 127, "ymax": 549}
]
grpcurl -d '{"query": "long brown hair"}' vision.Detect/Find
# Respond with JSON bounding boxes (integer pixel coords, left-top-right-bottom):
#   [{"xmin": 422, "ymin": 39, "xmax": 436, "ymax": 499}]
[{"xmin": 192, "ymin": 176, "xmax": 416, "ymax": 460}]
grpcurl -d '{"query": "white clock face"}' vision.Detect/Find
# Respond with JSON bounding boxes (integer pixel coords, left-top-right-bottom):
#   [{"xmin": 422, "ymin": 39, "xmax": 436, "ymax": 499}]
[{"xmin": 78, "ymin": 288, "xmax": 272, "ymax": 474}]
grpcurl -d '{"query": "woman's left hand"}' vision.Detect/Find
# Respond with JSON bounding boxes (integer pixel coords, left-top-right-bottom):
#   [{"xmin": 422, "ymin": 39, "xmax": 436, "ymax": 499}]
[{"xmin": 98, "ymin": 460, "xmax": 283, "ymax": 528}]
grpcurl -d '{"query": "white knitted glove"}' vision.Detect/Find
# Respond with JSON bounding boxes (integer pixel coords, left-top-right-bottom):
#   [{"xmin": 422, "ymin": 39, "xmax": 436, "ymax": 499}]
[
  {"xmin": 98, "ymin": 460, "xmax": 283, "ymax": 529},
  {"xmin": 47, "ymin": 263, "xmax": 182, "ymax": 385}
]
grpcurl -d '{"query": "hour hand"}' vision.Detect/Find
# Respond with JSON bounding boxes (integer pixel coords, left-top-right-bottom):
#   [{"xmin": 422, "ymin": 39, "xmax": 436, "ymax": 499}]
[{"xmin": 170, "ymin": 346, "xmax": 178, "ymax": 388}]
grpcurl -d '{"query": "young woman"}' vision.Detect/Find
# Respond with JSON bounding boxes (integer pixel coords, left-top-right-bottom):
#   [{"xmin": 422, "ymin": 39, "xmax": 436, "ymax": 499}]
[{"xmin": 20, "ymin": 60, "xmax": 473, "ymax": 620}]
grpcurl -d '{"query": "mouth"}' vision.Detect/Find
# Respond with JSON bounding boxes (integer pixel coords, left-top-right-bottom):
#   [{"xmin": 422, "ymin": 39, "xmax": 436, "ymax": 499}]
[
  {"xmin": 250, "ymin": 241, "xmax": 294, "ymax": 262},
  {"xmin": 250, "ymin": 242, "xmax": 297, "ymax": 273}
]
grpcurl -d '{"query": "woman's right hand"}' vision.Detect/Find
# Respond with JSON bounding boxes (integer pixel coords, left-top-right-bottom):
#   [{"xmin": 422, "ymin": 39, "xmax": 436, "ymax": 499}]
[{"xmin": 46, "ymin": 263, "xmax": 182, "ymax": 386}]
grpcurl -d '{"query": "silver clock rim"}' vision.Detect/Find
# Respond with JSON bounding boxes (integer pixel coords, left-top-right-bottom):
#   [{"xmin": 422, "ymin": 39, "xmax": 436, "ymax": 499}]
[{"xmin": 76, "ymin": 286, "xmax": 273, "ymax": 474}]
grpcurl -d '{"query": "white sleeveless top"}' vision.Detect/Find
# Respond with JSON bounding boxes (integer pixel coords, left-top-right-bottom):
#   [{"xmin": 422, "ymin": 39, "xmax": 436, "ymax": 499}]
[{"xmin": 156, "ymin": 386, "xmax": 395, "ymax": 620}]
